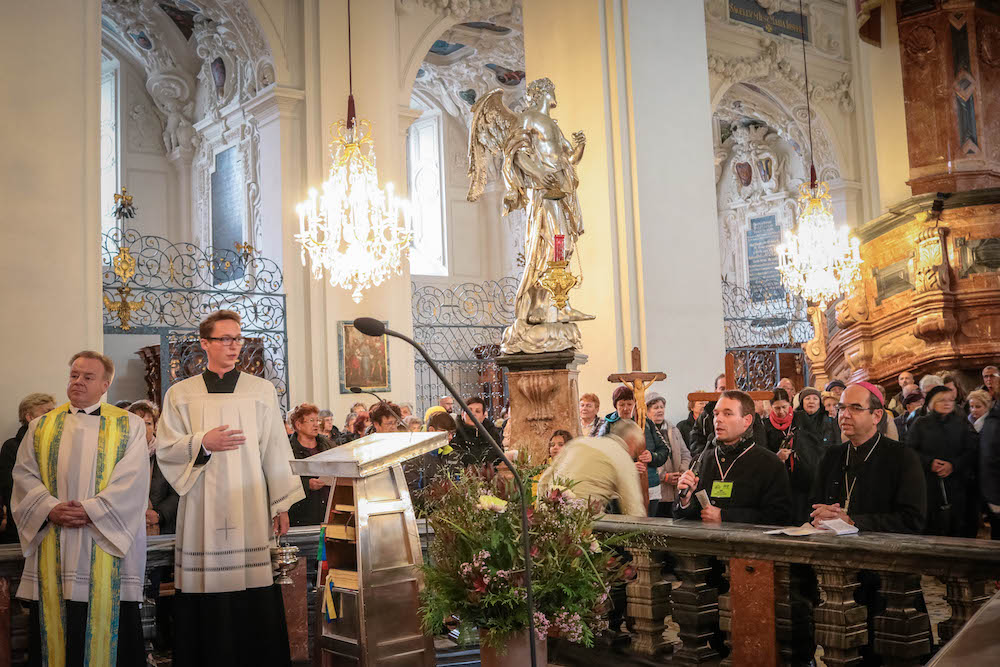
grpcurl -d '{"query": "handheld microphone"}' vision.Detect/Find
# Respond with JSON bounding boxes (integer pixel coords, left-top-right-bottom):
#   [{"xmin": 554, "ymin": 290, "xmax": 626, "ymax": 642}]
[{"xmin": 352, "ymin": 317, "xmax": 538, "ymax": 666}]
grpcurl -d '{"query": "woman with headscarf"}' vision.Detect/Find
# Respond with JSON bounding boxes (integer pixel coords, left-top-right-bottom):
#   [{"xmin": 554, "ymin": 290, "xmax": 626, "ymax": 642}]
[
  {"xmin": 795, "ymin": 387, "xmax": 840, "ymax": 449},
  {"xmin": 907, "ymin": 385, "xmax": 979, "ymax": 537},
  {"xmin": 763, "ymin": 389, "xmax": 822, "ymax": 524}
]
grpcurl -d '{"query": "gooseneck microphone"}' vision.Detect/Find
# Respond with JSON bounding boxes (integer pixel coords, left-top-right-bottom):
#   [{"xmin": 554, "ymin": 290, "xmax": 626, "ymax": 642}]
[
  {"xmin": 349, "ymin": 386, "xmax": 407, "ymax": 430},
  {"xmin": 352, "ymin": 317, "xmax": 538, "ymax": 666}
]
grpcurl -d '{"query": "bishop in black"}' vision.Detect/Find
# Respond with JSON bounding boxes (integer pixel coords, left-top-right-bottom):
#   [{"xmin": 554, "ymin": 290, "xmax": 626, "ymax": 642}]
[
  {"xmin": 810, "ymin": 383, "xmax": 926, "ymax": 534},
  {"xmin": 675, "ymin": 390, "xmax": 792, "ymax": 526}
]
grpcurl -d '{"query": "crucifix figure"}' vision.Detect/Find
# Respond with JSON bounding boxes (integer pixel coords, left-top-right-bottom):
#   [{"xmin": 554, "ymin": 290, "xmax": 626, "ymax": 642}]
[{"xmin": 607, "ymin": 347, "xmax": 666, "ymax": 426}]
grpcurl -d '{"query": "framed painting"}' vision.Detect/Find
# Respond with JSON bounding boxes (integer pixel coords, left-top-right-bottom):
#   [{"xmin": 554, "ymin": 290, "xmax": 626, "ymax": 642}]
[{"xmin": 338, "ymin": 320, "xmax": 391, "ymax": 393}]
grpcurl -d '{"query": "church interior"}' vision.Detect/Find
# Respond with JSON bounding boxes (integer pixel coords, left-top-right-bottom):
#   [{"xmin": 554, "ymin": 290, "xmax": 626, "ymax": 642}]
[{"xmin": 2, "ymin": 0, "xmax": 1000, "ymax": 665}]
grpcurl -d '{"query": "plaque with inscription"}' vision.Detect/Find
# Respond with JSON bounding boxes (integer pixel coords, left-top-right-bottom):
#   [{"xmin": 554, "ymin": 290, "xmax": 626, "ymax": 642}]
[
  {"xmin": 747, "ymin": 215, "xmax": 784, "ymax": 302},
  {"xmin": 210, "ymin": 146, "xmax": 246, "ymax": 285},
  {"xmin": 729, "ymin": 0, "xmax": 810, "ymax": 41}
]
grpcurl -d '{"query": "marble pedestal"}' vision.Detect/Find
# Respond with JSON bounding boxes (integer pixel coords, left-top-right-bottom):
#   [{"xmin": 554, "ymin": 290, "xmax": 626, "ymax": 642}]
[{"xmin": 496, "ymin": 350, "xmax": 588, "ymax": 464}]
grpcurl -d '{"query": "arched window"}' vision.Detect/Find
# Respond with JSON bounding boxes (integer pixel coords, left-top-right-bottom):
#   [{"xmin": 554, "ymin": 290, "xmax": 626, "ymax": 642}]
[
  {"xmin": 100, "ymin": 51, "xmax": 121, "ymax": 236},
  {"xmin": 406, "ymin": 109, "xmax": 447, "ymax": 276}
]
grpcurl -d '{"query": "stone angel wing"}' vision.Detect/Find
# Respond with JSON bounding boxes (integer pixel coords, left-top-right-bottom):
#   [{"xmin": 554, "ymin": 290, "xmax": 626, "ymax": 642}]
[{"xmin": 467, "ymin": 89, "xmax": 517, "ymax": 202}]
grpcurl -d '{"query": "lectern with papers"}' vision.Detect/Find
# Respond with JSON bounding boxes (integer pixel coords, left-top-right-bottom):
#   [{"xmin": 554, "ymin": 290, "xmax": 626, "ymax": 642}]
[{"xmin": 289, "ymin": 431, "xmax": 448, "ymax": 666}]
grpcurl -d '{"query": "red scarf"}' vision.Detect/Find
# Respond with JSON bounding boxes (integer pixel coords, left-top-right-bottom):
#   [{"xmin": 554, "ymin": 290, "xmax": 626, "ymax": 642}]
[{"xmin": 769, "ymin": 410, "xmax": 793, "ymax": 431}]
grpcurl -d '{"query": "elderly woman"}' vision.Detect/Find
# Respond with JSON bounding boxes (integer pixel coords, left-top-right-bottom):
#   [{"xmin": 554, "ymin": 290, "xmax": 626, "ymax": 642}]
[
  {"xmin": 128, "ymin": 400, "xmax": 178, "ymax": 536},
  {"xmin": 645, "ymin": 393, "xmax": 691, "ymax": 517},
  {"xmin": 1, "ymin": 393, "xmax": 56, "ymax": 543},
  {"xmin": 762, "ymin": 389, "xmax": 821, "ymax": 524},
  {"xmin": 908, "ymin": 386, "xmax": 979, "ymax": 536},
  {"xmin": 288, "ymin": 403, "xmax": 335, "ymax": 527},
  {"xmin": 796, "ymin": 387, "xmax": 840, "ymax": 448}
]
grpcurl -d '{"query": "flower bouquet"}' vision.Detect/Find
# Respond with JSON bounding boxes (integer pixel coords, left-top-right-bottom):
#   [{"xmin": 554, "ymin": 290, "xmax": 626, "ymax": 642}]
[{"xmin": 418, "ymin": 464, "xmax": 630, "ymax": 653}]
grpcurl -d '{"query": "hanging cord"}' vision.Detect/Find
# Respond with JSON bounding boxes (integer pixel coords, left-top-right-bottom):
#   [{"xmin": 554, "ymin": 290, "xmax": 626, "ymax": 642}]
[
  {"xmin": 346, "ymin": 0, "xmax": 356, "ymax": 129},
  {"xmin": 798, "ymin": 0, "xmax": 816, "ymax": 189}
]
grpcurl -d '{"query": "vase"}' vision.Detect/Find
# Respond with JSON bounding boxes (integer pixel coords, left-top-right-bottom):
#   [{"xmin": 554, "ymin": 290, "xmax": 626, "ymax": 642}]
[{"xmin": 478, "ymin": 628, "xmax": 548, "ymax": 667}]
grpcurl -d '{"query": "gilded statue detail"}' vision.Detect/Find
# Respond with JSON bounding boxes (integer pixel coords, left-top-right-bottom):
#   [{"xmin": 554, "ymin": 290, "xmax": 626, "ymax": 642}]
[{"xmin": 467, "ymin": 78, "xmax": 593, "ymax": 354}]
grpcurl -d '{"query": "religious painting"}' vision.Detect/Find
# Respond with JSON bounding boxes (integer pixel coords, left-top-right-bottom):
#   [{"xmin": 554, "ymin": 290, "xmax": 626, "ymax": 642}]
[
  {"xmin": 486, "ymin": 63, "xmax": 526, "ymax": 86},
  {"xmin": 338, "ymin": 321, "xmax": 390, "ymax": 394},
  {"xmin": 159, "ymin": 3, "xmax": 201, "ymax": 40},
  {"xmin": 129, "ymin": 31, "xmax": 153, "ymax": 50},
  {"xmin": 734, "ymin": 161, "xmax": 753, "ymax": 187}
]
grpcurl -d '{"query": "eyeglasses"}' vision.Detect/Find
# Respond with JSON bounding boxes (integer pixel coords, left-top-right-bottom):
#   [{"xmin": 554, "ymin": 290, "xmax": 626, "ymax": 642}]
[
  {"xmin": 835, "ymin": 404, "xmax": 874, "ymax": 415},
  {"xmin": 205, "ymin": 336, "xmax": 245, "ymax": 346}
]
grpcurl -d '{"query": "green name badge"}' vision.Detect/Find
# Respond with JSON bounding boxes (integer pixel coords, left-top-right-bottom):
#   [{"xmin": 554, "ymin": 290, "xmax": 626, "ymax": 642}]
[{"xmin": 711, "ymin": 481, "xmax": 733, "ymax": 499}]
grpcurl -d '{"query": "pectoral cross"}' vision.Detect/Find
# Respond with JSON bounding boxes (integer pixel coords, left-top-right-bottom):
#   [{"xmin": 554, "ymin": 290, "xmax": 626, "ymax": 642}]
[
  {"xmin": 686, "ymin": 353, "xmax": 773, "ymax": 404},
  {"xmin": 607, "ymin": 347, "xmax": 665, "ymax": 426},
  {"xmin": 217, "ymin": 517, "xmax": 237, "ymax": 541}
]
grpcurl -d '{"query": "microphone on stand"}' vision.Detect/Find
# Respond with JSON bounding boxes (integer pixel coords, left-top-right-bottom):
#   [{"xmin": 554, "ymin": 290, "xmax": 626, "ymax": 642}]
[
  {"xmin": 352, "ymin": 317, "xmax": 538, "ymax": 667},
  {"xmin": 349, "ymin": 386, "xmax": 407, "ymax": 430}
]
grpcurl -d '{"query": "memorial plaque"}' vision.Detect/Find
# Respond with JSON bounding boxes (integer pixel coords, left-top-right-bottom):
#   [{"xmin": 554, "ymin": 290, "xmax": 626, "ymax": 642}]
[
  {"xmin": 210, "ymin": 146, "xmax": 246, "ymax": 285},
  {"xmin": 729, "ymin": 0, "xmax": 810, "ymax": 41},
  {"xmin": 746, "ymin": 215, "xmax": 784, "ymax": 302},
  {"xmin": 873, "ymin": 257, "xmax": 914, "ymax": 304}
]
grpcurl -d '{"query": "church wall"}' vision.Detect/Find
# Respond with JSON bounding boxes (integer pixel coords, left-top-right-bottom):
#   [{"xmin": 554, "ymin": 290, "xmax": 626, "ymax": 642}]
[{"xmin": 0, "ymin": 1, "xmax": 103, "ymax": 433}]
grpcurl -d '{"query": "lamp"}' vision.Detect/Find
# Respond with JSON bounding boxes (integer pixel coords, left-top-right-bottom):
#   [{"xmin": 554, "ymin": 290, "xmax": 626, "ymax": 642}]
[
  {"xmin": 775, "ymin": 0, "xmax": 862, "ymax": 309},
  {"xmin": 295, "ymin": 0, "xmax": 411, "ymax": 303}
]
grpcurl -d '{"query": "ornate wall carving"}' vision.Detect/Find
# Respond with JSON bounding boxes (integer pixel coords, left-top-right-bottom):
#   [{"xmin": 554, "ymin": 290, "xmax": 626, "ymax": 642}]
[{"xmin": 397, "ymin": 0, "xmax": 514, "ymax": 19}]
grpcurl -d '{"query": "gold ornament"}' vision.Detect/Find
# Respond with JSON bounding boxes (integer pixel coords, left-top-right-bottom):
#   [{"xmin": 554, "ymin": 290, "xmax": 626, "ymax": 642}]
[{"xmin": 539, "ymin": 260, "xmax": 578, "ymax": 311}]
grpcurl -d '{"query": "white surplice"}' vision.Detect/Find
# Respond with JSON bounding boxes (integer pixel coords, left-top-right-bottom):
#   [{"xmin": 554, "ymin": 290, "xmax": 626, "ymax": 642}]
[
  {"xmin": 12, "ymin": 411, "xmax": 150, "ymax": 602},
  {"xmin": 156, "ymin": 372, "xmax": 304, "ymax": 593}
]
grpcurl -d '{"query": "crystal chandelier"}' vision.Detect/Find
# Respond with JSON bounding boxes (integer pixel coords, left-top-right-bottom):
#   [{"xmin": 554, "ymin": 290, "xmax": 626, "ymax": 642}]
[
  {"xmin": 294, "ymin": 0, "xmax": 410, "ymax": 304},
  {"xmin": 777, "ymin": 182, "xmax": 861, "ymax": 307},
  {"xmin": 775, "ymin": 0, "xmax": 862, "ymax": 308}
]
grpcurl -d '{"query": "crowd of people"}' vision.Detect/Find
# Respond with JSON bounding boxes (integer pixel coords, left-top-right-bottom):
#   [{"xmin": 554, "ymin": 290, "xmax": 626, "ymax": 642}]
[{"xmin": 2, "ymin": 305, "xmax": 998, "ymax": 666}]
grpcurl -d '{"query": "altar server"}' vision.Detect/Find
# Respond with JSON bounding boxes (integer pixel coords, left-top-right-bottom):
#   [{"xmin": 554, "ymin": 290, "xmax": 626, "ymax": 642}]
[
  {"xmin": 157, "ymin": 310, "xmax": 304, "ymax": 667},
  {"xmin": 13, "ymin": 351, "xmax": 149, "ymax": 667}
]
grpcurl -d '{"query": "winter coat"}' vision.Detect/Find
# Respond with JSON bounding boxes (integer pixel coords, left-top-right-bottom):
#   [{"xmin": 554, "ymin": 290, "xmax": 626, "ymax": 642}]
[
  {"xmin": 653, "ymin": 419, "xmax": 692, "ymax": 502},
  {"xmin": 907, "ymin": 411, "xmax": 979, "ymax": 536},
  {"xmin": 598, "ymin": 413, "xmax": 669, "ymax": 488},
  {"xmin": 979, "ymin": 402, "xmax": 1000, "ymax": 508}
]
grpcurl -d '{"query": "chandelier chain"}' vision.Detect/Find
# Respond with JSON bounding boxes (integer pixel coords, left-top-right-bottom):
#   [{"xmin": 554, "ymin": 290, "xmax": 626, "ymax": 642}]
[{"xmin": 798, "ymin": 0, "xmax": 816, "ymax": 188}]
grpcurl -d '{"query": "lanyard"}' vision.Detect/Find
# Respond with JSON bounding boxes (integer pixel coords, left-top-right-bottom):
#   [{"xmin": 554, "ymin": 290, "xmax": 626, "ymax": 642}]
[
  {"xmin": 715, "ymin": 443, "xmax": 754, "ymax": 482},
  {"xmin": 844, "ymin": 434, "xmax": 881, "ymax": 513}
]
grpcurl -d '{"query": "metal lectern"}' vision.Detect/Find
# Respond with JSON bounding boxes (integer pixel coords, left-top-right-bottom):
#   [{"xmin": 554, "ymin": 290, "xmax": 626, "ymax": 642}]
[{"xmin": 288, "ymin": 431, "xmax": 447, "ymax": 666}]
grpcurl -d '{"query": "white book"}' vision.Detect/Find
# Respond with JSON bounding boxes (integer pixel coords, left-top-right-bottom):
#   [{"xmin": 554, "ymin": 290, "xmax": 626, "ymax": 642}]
[{"xmin": 765, "ymin": 519, "xmax": 859, "ymax": 536}]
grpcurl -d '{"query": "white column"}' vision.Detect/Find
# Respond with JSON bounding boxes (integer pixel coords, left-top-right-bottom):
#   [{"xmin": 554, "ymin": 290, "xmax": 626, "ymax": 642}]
[
  {"xmin": 627, "ymin": 0, "xmax": 726, "ymax": 421},
  {"xmin": 0, "ymin": 0, "xmax": 102, "ymax": 433},
  {"xmin": 523, "ymin": 0, "xmax": 725, "ymax": 422}
]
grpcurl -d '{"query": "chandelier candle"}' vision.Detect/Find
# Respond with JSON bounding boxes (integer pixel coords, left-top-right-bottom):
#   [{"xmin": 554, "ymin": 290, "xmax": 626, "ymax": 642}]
[{"xmin": 294, "ymin": 0, "xmax": 411, "ymax": 303}]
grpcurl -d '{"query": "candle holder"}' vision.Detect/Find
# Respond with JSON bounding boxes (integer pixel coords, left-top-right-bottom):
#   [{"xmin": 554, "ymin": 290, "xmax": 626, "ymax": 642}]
[{"xmin": 539, "ymin": 260, "xmax": 578, "ymax": 310}]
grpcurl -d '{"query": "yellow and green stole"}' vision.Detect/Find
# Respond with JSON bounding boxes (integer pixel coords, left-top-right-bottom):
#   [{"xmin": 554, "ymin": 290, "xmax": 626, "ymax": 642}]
[{"xmin": 34, "ymin": 402, "xmax": 131, "ymax": 667}]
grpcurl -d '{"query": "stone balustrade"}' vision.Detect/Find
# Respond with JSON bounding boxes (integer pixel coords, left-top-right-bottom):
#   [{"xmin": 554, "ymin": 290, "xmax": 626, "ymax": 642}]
[
  {"xmin": 595, "ymin": 516, "xmax": 1000, "ymax": 666},
  {"xmin": 0, "ymin": 520, "xmax": 994, "ymax": 665}
]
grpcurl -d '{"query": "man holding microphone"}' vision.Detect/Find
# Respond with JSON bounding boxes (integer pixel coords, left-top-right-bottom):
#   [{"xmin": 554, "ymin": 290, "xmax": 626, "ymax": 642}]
[{"xmin": 674, "ymin": 390, "xmax": 791, "ymax": 526}]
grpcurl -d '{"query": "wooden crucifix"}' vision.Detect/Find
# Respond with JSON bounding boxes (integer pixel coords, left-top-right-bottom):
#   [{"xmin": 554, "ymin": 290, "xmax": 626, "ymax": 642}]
[
  {"xmin": 686, "ymin": 353, "xmax": 773, "ymax": 405},
  {"xmin": 607, "ymin": 347, "xmax": 666, "ymax": 426},
  {"xmin": 607, "ymin": 347, "xmax": 665, "ymax": 514}
]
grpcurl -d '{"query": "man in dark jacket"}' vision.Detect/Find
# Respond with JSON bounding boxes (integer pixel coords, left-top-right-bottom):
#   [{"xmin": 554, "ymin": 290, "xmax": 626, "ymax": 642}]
[
  {"xmin": 449, "ymin": 396, "xmax": 501, "ymax": 467},
  {"xmin": 893, "ymin": 389, "xmax": 923, "ymax": 445},
  {"xmin": 811, "ymin": 382, "xmax": 929, "ymax": 667},
  {"xmin": 980, "ymin": 400, "xmax": 1000, "ymax": 540},
  {"xmin": 906, "ymin": 386, "xmax": 979, "ymax": 537},
  {"xmin": 687, "ymin": 374, "xmax": 727, "ymax": 460},
  {"xmin": 675, "ymin": 390, "xmax": 792, "ymax": 526}
]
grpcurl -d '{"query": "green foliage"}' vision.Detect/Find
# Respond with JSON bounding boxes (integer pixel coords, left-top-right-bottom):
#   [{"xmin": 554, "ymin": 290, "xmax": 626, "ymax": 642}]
[{"xmin": 417, "ymin": 466, "xmax": 629, "ymax": 649}]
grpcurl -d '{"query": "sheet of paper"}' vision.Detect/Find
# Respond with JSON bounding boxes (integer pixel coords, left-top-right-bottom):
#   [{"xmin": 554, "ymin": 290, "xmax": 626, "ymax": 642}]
[{"xmin": 765, "ymin": 520, "xmax": 860, "ymax": 536}]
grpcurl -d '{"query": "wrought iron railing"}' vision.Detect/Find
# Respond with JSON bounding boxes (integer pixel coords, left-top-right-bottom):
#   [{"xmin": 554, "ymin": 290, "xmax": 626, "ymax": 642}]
[
  {"xmin": 102, "ymin": 228, "xmax": 289, "ymax": 411},
  {"xmin": 411, "ymin": 278, "xmax": 517, "ymax": 417},
  {"xmin": 722, "ymin": 281, "xmax": 813, "ymax": 391}
]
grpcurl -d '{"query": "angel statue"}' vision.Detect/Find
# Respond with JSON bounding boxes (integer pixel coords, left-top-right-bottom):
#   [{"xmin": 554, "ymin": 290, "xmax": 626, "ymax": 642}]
[{"xmin": 468, "ymin": 77, "xmax": 594, "ymax": 354}]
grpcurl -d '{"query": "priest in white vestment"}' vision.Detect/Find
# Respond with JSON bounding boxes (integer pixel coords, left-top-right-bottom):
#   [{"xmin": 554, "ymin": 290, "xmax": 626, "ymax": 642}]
[
  {"xmin": 157, "ymin": 310, "xmax": 304, "ymax": 667},
  {"xmin": 13, "ymin": 351, "xmax": 149, "ymax": 667}
]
